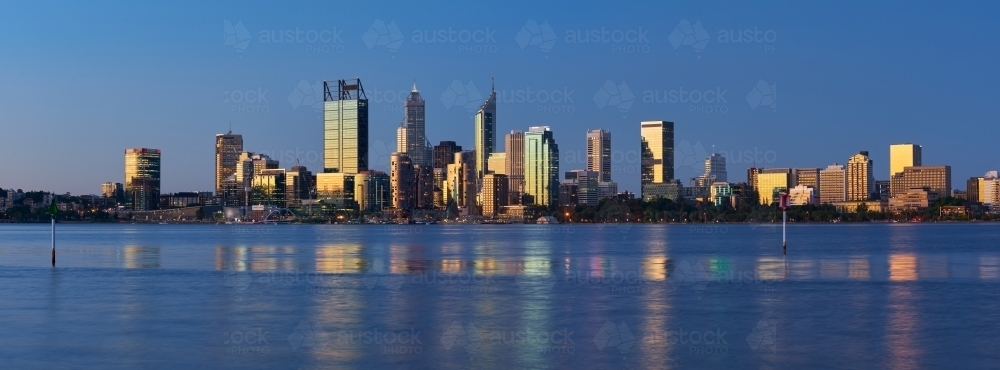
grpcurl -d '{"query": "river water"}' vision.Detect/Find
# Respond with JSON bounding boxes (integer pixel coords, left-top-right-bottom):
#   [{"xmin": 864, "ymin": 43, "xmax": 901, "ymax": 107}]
[{"xmin": 1, "ymin": 223, "xmax": 997, "ymax": 369}]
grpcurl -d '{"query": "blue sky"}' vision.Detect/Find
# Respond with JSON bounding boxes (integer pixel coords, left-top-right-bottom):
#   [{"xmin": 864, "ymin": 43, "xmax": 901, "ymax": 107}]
[{"xmin": 1, "ymin": 0, "xmax": 997, "ymax": 195}]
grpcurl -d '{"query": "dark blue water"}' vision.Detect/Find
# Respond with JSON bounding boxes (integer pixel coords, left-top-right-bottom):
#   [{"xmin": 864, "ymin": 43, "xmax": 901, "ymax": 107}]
[{"xmin": 1, "ymin": 223, "xmax": 998, "ymax": 369}]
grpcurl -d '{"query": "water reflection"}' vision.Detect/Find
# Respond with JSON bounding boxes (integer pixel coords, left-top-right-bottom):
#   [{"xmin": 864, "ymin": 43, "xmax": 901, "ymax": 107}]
[
  {"xmin": 316, "ymin": 245, "xmax": 364, "ymax": 274},
  {"xmin": 978, "ymin": 256, "xmax": 1000, "ymax": 279},
  {"xmin": 122, "ymin": 246, "xmax": 159, "ymax": 269},
  {"xmin": 889, "ymin": 254, "xmax": 918, "ymax": 282}
]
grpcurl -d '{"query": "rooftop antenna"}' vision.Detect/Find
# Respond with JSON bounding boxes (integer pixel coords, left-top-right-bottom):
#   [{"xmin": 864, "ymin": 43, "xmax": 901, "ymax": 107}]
[
  {"xmin": 412, "ymin": 78, "xmax": 418, "ymax": 93},
  {"xmin": 491, "ymin": 72, "xmax": 495, "ymax": 93},
  {"xmin": 228, "ymin": 121, "xmax": 232, "ymax": 134}
]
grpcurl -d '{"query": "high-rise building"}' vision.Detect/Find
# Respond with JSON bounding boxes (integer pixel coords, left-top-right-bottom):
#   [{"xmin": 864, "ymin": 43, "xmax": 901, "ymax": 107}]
[
  {"xmin": 414, "ymin": 164, "xmax": 434, "ymax": 209},
  {"xmin": 889, "ymin": 166, "xmax": 951, "ymax": 198},
  {"xmin": 597, "ymin": 182, "xmax": 618, "ymax": 199},
  {"xmin": 564, "ymin": 170, "xmax": 598, "ymax": 206},
  {"xmin": 640, "ymin": 121, "xmax": 674, "ymax": 187},
  {"xmin": 586, "ymin": 129, "xmax": 612, "ymax": 182},
  {"xmin": 692, "ymin": 153, "xmax": 727, "ymax": 187},
  {"xmin": 474, "ymin": 79, "xmax": 497, "ymax": 180},
  {"xmin": 235, "ymin": 152, "xmax": 278, "ymax": 206},
  {"xmin": 967, "ymin": 176, "xmax": 984, "ymax": 204},
  {"xmin": 642, "ymin": 180, "xmax": 682, "ymax": 202},
  {"xmin": 396, "ymin": 82, "xmax": 431, "ymax": 166},
  {"xmin": 215, "ymin": 131, "xmax": 244, "ymax": 206},
  {"xmin": 316, "ymin": 172, "xmax": 355, "ymax": 208},
  {"xmin": 323, "ymin": 79, "xmax": 368, "ymax": 174},
  {"xmin": 847, "ymin": 151, "xmax": 874, "ymax": 201},
  {"xmin": 558, "ymin": 182, "xmax": 578, "ymax": 207},
  {"xmin": 792, "ymin": 168, "xmax": 821, "ymax": 200},
  {"xmin": 889, "ymin": 143, "xmax": 922, "ymax": 178},
  {"xmin": 390, "ymin": 152, "xmax": 415, "ymax": 210},
  {"xmin": 251, "ymin": 169, "xmax": 286, "ymax": 207},
  {"xmin": 487, "ymin": 153, "xmax": 506, "ymax": 176},
  {"xmin": 505, "ymin": 131, "xmax": 525, "ymax": 205},
  {"xmin": 757, "ymin": 168, "xmax": 791, "ymax": 205},
  {"xmin": 875, "ymin": 180, "xmax": 891, "ymax": 201},
  {"xmin": 433, "ymin": 141, "xmax": 462, "ymax": 170},
  {"xmin": 819, "ymin": 164, "xmax": 846, "ymax": 204},
  {"xmin": 354, "ymin": 170, "xmax": 390, "ymax": 213},
  {"xmin": 481, "ymin": 173, "xmax": 509, "ymax": 218},
  {"xmin": 524, "ymin": 126, "xmax": 559, "ymax": 207},
  {"xmin": 101, "ymin": 182, "xmax": 123, "ymax": 201},
  {"xmin": 704, "ymin": 153, "xmax": 727, "ymax": 182},
  {"xmin": 747, "ymin": 167, "xmax": 761, "ymax": 190},
  {"xmin": 285, "ymin": 166, "xmax": 314, "ymax": 206},
  {"xmin": 445, "ymin": 151, "xmax": 477, "ymax": 212},
  {"xmin": 124, "ymin": 148, "xmax": 161, "ymax": 211}
]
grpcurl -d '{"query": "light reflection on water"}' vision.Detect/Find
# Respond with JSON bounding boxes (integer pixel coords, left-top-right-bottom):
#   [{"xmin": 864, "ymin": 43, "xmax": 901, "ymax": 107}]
[{"xmin": 1, "ymin": 223, "xmax": 999, "ymax": 368}]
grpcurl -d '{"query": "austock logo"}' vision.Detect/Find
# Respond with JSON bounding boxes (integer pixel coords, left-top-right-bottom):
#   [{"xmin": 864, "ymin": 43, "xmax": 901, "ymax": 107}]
[
  {"xmin": 440, "ymin": 79, "xmax": 484, "ymax": 113},
  {"xmin": 593, "ymin": 80, "xmax": 635, "ymax": 118},
  {"xmin": 668, "ymin": 19, "xmax": 777, "ymax": 55},
  {"xmin": 746, "ymin": 79, "xmax": 777, "ymax": 112},
  {"xmin": 223, "ymin": 20, "xmax": 345, "ymax": 56},
  {"xmin": 515, "ymin": 20, "xmax": 557, "ymax": 53},
  {"xmin": 363, "ymin": 19, "xmax": 404, "ymax": 54},
  {"xmin": 745, "ymin": 319, "xmax": 777, "ymax": 352}
]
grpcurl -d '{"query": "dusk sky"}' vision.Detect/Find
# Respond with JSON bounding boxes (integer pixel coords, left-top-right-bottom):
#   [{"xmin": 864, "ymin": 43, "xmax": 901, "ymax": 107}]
[{"xmin": 2, "ymin": 0, "xmax": 997, "ymax": 195}]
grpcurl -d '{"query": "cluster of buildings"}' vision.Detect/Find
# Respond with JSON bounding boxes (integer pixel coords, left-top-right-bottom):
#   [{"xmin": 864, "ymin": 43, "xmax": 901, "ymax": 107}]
[{"xmin": 99, "ymin": 76, "xmax": 996, "ymax": 220}]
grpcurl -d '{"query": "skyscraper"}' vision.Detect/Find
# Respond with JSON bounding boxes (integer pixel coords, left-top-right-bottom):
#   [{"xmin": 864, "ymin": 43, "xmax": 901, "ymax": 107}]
[
  {"xmin": 504, "ymin": 130, "xmax": 525, "ymax": 205},
  {"xmin": 586, "ymin": 129, "xmax": 611, "ymax": 182},
  {"xmin": 396, "ymin": 82, "xmax": 431, "ymax": 167},
  {"xmin": 524, "ymin": 126, "xmax": 559, "ymax": 207},
  {"xmin": 124, "ymin": 148, "xmax": 161, "ymax": 211},
  {"xmin": 704, "ymin": 153, "xmax": 727, "ymax": 182},
  {"xmin": 251, "ymin": 169, "xmax": 286, "ymax": 207},
  {"xmin": 847, "ymin": 151, "xmax": 874, "ymax": 201},
  {"xmin": 640, "ymin": 120, "xmax": 674, "ymax": 185},
  {"xmin": 354, "ymin": 170, "xmax": 390, "ymax": 212},
  {"xmin": 474, "ymin": 78, "xmax": 497, "ymax": 179},
  {"xmin": 757, "ymin": 168, "xmax": 791, "ymax": 205},
  {"xmin": 481, "ymin": 173, "xmax": 509, "ymax": 218},
  {"xmin": 390, "ymin": 152, "xmax": 415, "ymax": 210},
  {"xmin": 323, "ymin": 79, "xmax": 368, "ymax": 174},
  {"xmin": 819, "ymin": 164, "xmax": 846, "ymax": 204},
  {"xmin": 793, "ymin": 168, "xmax": 821, "ymax": 199},
  {"xmin": 487, "ymin": 153, "xmax": 506, "ymax": 176},
  {"xmin": 414, "ymin": 164, "xmax": 434, "ymax": 209},
  {"xmin": 889, "ymin": 143, "xmax": 922, "ymax": 178},
  {"xmin": 433, "ymin": 141, "xmax": 462, "ymax": 171},
  {"xmin": 640, "ymin": 120, "xmax": 674, "ymax": 200},
  {"xmin": 215, "ymin": 131, "xmax": 244, "ymax": 206},
  {"xmin": 446, "ymin": 151, "xmax": 477, "ymax": 212},
  {"xmin": 285, "ymin": 166, "xmax": 314, "ymax": 206}
]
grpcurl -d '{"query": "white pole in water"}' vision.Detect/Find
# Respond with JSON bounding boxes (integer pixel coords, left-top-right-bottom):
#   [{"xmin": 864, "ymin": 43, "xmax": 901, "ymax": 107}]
[{"xmin": 780, "ymin": 193, "xmax": 788, "ymax": 255}]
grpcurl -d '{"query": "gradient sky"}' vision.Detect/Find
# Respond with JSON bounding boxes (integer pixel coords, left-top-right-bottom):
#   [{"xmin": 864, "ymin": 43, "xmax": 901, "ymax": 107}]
[{"xmin": 1, "ymin": 0, "xmax": 997, "ymax": 195}]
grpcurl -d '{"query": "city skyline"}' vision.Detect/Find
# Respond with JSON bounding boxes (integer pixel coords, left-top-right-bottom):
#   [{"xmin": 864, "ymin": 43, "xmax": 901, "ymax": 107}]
[{"xmin": 3, "ymin": 2, "xmax": 999, "ymax": 195}]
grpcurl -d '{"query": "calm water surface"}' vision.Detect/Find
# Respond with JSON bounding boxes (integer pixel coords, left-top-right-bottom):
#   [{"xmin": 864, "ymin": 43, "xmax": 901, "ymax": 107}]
[{"xmin": 1, "ymin": 223, "xmax": 998, "ymax": 369}]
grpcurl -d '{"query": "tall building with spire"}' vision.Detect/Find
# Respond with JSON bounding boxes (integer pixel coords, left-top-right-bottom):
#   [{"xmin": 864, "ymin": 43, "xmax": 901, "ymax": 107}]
[
  {"xmin": 396, "ymin": 81, "xmax": 431, "ymax": 167},
  {"xmin": 474, "ymin": 75, "xmax": 497, "ymax": 180},
  {"xmin": 215, "ymin": 129, "xmax": 244, "ymax": 206},
  {"xmin": 323, "ymin": 79, "xmax": 368, "ymax": 174}
]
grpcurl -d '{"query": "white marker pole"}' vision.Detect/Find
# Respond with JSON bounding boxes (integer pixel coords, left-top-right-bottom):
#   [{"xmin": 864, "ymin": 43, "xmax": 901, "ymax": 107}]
[{"xmin": 780, "ymin": 192, "xmax": 788, "ymax": 255}]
